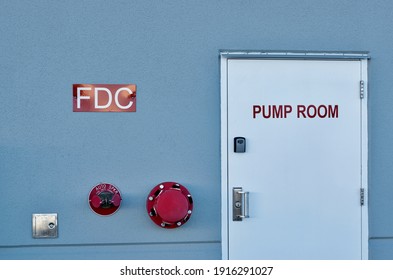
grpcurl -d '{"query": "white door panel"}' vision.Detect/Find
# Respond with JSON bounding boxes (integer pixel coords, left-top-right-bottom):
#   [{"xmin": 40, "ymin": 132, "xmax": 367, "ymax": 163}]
[{"xmin": 222, "ymin": 57, "xmax": 368, "ymax": 260}]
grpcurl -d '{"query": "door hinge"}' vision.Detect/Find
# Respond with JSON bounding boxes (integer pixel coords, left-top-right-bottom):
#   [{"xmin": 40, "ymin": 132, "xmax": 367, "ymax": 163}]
[
  {"xmin": 360, "ymin": 80, "xmax": 365, "ymax": 99},
  {"xmin": 360, "ymin": 188, "xmax": 365, "ymax": 206}
]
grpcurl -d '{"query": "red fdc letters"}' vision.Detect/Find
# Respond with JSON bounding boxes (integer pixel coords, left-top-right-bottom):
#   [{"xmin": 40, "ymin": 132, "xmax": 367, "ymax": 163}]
[
  {"xmin": 73, "ymin": 84, "xmax": 136, "ymax": 112},
  {"xmin": 253, "ymin": 104, "xmax": 339, "ymax": 119}
]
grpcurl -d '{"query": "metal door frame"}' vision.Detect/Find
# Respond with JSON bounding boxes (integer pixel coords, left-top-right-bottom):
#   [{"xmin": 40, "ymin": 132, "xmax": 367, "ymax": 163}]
[{"xmin": 220, "ymin": 51, "xmax": 369, "ymax": 259}]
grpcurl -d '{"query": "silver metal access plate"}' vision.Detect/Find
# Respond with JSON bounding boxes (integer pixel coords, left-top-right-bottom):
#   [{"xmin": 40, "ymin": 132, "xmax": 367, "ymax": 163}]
[{"xmin": 32, "ymin": 213, "xmax": 58, "ymax": 238}]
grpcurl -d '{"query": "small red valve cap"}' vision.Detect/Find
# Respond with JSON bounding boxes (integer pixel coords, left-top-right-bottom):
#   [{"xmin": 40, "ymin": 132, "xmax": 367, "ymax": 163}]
[
  {"xmin": 90, "ymin": 195, "xmax": 102, "ymax": 208},
  {"xmin": 111, "ymin": 193, "xmax": 121, "ymax": 207}
]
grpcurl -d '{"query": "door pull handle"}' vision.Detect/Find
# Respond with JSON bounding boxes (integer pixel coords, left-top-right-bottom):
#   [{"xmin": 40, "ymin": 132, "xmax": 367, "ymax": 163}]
[{"xmin": 233, "ymin": 187, "xmax": 249, "ymax": 221}]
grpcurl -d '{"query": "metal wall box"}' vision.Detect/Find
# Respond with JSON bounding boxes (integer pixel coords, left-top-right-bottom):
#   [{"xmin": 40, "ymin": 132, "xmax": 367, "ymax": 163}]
[{"xmin": 32, "ymin": 213, "xmax": 58, "ymax": 238}]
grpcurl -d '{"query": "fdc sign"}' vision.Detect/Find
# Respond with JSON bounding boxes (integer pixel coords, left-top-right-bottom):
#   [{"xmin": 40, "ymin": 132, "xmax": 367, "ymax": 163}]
[{"xmin": 73, "ymin": 84, "xmax": 136, "ymax": 112}]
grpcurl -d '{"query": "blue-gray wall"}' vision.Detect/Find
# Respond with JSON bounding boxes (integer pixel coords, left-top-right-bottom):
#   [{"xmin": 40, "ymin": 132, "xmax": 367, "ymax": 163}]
[{"xmin": 0, "ymin": 0, "xmax": 392, "ymax": 259}]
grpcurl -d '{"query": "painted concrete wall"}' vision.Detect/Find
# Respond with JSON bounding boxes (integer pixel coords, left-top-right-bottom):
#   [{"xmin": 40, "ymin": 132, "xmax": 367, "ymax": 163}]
[{"xmin": 1, "ymin": 0, "xmax": 393, "ymax": 259}]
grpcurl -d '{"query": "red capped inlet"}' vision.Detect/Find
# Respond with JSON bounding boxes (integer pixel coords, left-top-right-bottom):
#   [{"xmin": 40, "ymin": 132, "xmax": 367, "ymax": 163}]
[
  {"xmin": 146, "ymin": 182, "xmax": 193, "ymax": 228},
  {"xmin": 88, "ymin": 183, "xmax": 122, "ymax": 216}
]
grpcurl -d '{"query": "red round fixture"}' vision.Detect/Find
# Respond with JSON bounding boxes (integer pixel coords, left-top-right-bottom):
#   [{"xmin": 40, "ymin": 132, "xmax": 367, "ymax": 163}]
[
  {"xmin": 88, "ymin": 183, "xmax": 122, "ymax": 216},
  {"xmin": 146, "ymin": 182, "xmax": 193, "ymax": 228}
]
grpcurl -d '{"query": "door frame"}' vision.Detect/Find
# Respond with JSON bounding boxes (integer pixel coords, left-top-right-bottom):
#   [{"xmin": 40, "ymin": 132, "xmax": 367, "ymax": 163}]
[{"xmin": 220, "ymin": 51, "xmax": 369, "ymax": 259}]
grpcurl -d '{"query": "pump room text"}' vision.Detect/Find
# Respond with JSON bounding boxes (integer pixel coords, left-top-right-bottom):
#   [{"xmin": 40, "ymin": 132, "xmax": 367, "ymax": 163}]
[{"xmin": 252, "ymin": 104, "xmax": 339, "ymax": 119}]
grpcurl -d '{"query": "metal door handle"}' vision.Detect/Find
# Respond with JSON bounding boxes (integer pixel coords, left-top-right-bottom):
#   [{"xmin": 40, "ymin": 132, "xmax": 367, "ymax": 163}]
[{"xmin": 233, "ymin": 187, "xmax": 249, "ymax": 221}]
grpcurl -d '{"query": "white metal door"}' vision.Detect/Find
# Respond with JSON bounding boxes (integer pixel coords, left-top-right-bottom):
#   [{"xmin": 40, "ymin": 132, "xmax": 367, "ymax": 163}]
[{"xmin": 221, "ymin": 54, "xmax": 368, "ymax": 260}]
